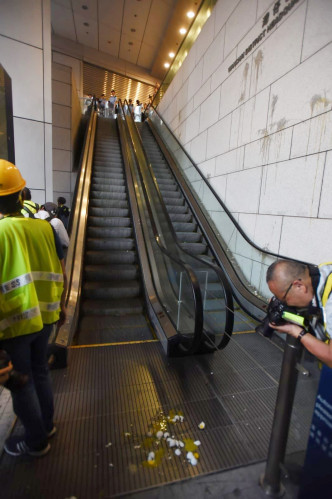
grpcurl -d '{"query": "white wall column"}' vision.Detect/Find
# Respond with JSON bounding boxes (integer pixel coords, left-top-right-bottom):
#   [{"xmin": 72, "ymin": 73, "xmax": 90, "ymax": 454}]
[{"xmin": 0, "ymin": 0, "xmax": 52, "ymax": 205}]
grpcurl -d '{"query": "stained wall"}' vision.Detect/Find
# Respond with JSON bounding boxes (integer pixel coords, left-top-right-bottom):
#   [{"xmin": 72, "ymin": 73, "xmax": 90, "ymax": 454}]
[{"xmin": 158, "ymin": 0, "xmax": 332, "ymax": 285}]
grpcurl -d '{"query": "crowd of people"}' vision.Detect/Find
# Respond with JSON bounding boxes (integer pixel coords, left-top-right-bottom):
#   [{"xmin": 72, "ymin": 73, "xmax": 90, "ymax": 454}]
[
  {"xmin": 85, "ymin": 83, "xmax": 160, "ymax": 123},
  {"xmin": 21, "ymin": 188, "xmax": 70, "ymax": 249}
]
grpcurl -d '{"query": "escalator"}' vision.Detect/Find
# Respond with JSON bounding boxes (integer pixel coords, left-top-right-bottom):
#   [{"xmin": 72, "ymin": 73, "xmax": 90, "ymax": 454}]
[{"xmin": 77, "ymin": 117, "xmax": 152, "ymax": 344}]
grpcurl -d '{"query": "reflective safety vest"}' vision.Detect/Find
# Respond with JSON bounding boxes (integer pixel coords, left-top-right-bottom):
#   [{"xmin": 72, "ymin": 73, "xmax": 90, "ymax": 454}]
[
  {"xmin": 0, "ymin": 216, "xmax": 64, "ymax": 340},
  {"xmin": 314, "ymin": 263, "xmax": 332, "ymax": 342},
  {"xmin": 21, "ymin": 200, "xmax": 40, "ymax": 218}
]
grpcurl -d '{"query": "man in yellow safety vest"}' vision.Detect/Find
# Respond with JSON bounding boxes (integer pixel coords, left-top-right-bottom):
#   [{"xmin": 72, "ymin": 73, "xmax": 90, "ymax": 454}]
[{"xmin": 0, "ymin": 159, "xmax": 67, "ymax": 457}]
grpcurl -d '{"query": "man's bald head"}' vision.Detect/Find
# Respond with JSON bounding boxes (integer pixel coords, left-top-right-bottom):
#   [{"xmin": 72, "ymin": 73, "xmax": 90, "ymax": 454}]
[
  {"xmin": 266, "ymin": 260, "xmax": 308, "ymax": 286},
  {"xmin": 266, "ymin": 260, "xmax": 313, "ymax": 307}
]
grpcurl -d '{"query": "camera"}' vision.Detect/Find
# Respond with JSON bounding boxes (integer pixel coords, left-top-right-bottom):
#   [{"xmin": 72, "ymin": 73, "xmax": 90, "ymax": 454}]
[
  {"xmin": 258, "ymin": 296, "xmax": 307, "ymax": 339},
  {"xmin": 0, "ymin": 350, "xmax": 28, "ymax": 391}
]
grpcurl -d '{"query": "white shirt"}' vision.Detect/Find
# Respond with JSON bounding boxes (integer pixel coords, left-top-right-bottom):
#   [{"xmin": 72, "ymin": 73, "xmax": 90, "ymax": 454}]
[{"xmin": 35, "ymin": 210, "xmax": 69, "ymax": 248}]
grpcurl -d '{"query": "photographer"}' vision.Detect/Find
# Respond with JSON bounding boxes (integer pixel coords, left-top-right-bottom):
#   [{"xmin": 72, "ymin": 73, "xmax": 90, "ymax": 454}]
[
  {"xmin": 266, "ymin": 260, "xmax": 332, "ymax": 368},
  {"xmin": 0, "ymin": 160, "xmax": 67, "ymax": 458}
]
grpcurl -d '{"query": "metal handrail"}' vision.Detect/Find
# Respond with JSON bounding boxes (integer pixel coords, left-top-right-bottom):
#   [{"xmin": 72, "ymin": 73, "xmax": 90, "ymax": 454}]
[{"xmin": 55, "ymin": 107, "xmax": 97, "ymax": 348}]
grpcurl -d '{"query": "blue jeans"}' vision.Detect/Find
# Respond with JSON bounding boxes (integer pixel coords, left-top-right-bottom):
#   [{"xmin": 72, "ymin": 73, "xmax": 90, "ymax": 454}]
[{"xmin": 1, "ymin": 324, "xmax": 54, "ymax": 448}]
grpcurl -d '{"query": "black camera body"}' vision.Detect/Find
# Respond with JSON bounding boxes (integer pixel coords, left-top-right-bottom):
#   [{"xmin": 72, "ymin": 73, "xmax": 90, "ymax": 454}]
[
  {"xmin": 258, "ymin": 296, "xmax": 307, "ymax": 339},
  {"xmin": 0, "ymin": 350, "xmax": 28, "ymax": 391}
]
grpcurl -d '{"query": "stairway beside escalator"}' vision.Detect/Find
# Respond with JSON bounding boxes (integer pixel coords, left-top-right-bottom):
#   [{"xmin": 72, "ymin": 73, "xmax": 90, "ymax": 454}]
[{"xmin": 76, "ymin": 118, "xmax": 153, "ymax": 345}]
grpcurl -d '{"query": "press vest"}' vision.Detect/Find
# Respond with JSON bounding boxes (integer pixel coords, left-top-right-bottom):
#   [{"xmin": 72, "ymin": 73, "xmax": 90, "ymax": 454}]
[
  {"xmin": 312, "ymin": 263, "xmax": 332, "ymax": 341},
  {"xmin": 0, "ymin": 216, "xmax": 64, "ymax": 340}
]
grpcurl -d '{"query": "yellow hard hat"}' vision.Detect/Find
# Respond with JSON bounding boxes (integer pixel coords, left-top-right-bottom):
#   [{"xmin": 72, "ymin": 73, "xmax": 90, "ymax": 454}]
[{"xmin": 0, "ymin": 159, "xmax": 26, "ymax": 196}]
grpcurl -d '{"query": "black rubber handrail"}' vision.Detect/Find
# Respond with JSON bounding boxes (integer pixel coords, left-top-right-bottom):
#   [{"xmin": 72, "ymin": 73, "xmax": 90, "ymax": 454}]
[{"xmin": 121, "ymin": 100, "xmax": 234, "ymax": 351}]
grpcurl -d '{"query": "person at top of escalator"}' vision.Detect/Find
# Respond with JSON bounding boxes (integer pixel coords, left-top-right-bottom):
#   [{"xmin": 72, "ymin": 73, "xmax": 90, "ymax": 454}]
[
  {"xmin": 266, "ymin": 259, "xmax": 332, "ymax": 368},
  {"xmin": 0, "ymin": 159, "xmax": 67, "ymax": 457},
  {"xmin": 134, "ymin": 100, "xmax": 142, "ymax": 122},
  {"xmin": 108, "ymin": 89, "xmax": 117, "ymax": 119}
]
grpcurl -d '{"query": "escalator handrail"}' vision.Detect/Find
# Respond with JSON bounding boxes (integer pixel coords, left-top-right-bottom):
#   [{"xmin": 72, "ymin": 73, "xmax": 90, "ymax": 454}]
[
  {"xmin": 147, "ymin": 105, "xmax": 312, "ymax": 267},
  {"xmin": 121, "ymin": 100, "xmax": 234, "ymax": 350},
  {"xmin": 55, "ymin": 107, "xmax": 97, "ymax": 347}
]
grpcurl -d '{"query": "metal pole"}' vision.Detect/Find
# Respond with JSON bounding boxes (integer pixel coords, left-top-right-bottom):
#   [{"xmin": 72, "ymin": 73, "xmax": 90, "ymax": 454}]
[{"xmin": 260, "ymin": 335, "xmax": 303, "ymax": 497}]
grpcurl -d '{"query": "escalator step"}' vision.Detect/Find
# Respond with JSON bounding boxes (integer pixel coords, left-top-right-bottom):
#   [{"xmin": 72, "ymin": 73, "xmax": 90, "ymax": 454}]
[
  {"xmin": 159, "ymin": 189, "xmax": 182, "ymax": 199},
  {"xmin": 176, "ymin": 232, "xmax": 202, "ymax": 243},
  {"xmin": 163, "ymin": 197, "xmax": 184, "ymax": 206},
  {"xmin": 173, "ymin": 222, "xmax": 197, "ymax": 232},
  {"xmin": 88, "ymin": 216, "xmax": 131, "ymax": 227},
  {"xmin": 84, "ymin": 264, "xmax": 138, "ymax": 281},
  {"xmin": 81, "ymin": 297, "xmax": 143, "ymax": 316},
  {"xmin": 92, "ymin": 181, "xmax": 126, "ymax": 191},
  {"xmin": 85, "ymin": 250, "xmax": 137, "ymax": 264},
  {"xmin": 86, "ymin": 237, "xmax": 135, "ymax": 251},
  {"xmin": 89, "ymin": 199, "xmax": 127, "ymax": 209},
  {"xmin": 83, "ymin": 280, "xmax": 141, "ymax": 299},
  {"xmin": 158, "ymin": 178, "xmax": 176, "ymax": 187},
  {"xmin": 169, "ymin": 213, "xmax": 192, "ymax": 222},
  {"xmin": 89, "ymin": 201, "xmax": 128, "ymax": 212},
  {"xmin": 87, "ymin": 226, "xmax": 132, "ymax": 238},
  {"xmin": 93, "ymin": 172, "xmax": 124, "ymax": 181},
  {"xmin": 87, "ymin": 206, "xmax": 129, "ymax": 216},
  {"xmin": 180, "ymin": 242, "xmax": 207, "ymax": 254},
  {"xmin": 165, "ymin": 205, "xmax": 188, "ymax": 214}
]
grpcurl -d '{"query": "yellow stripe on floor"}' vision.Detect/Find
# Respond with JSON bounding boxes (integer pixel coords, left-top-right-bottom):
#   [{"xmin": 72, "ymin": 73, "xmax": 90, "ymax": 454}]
[
  {"xmin": 233, "ymin": 330, "xmax": 255, "ymax": 334},
  {"xmin": 69, "ymin": 339, "xmax": 159, "ymax": 349}
]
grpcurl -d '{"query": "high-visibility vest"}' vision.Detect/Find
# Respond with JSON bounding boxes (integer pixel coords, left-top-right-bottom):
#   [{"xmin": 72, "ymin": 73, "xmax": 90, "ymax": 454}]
[
  {"xmin": 316, "ymin": 263, "xmax": 332, "ymax": 341},
  {"xmin": 21, "ymin": 200, "xmax": 40, "ymax": 218},
  {"xmin": 0, "ymin": 216, "xmax": 64, "ymax": 340}
]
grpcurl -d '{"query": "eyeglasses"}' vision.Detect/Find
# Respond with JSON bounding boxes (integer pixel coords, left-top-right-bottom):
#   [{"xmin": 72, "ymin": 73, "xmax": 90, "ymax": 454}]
[{"xmin": 281, "ymin": 281, "xmax": 293, "ymax": 303}]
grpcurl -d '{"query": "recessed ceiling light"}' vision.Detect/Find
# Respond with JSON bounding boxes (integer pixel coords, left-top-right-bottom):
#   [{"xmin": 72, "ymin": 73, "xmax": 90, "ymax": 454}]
[
  {"xmin": 187, "ymin": 11, "xmax": 195, "ymax": 18},
  {"xmin": 169, "ymin": 52, "xmax": 175, "ymax": 58},
  {"xmin": 179, "ymin": 28, "xmax": 186, "ymax": 35},
  {"xmin": 164, "ymin": 62, "xmax": 170, "ymax": 68}
]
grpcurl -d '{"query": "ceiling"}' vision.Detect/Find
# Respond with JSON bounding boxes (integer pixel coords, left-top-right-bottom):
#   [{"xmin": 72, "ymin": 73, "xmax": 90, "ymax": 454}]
[{"xmin": 51, "ymin": 0, "xmax": 203, "ymax": 81}]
